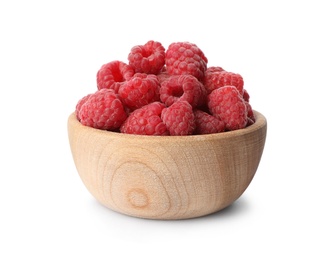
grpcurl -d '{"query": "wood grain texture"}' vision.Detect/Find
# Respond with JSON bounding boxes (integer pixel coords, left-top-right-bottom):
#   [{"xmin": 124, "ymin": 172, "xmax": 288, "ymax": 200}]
[{"xmin": 67, "ymin": 111, "xmax": 267, "ymax": 219}]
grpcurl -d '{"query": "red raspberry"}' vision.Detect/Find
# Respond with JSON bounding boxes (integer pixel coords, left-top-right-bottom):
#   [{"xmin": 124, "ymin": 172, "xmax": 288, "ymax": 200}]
[
  {"xmin": 160, "ymin": 74, "xmax": 207, "ymax": 108},
  {"xmin": 204, "ymin": 71, "xmax": 244, "ymax": 94},
  {"xmin": 206, "ymin": 66, "xmax": 225, "ymax": 74},
  {"xmin": 120, "ymin": 102, "xmax": 168, "ymax": 135},
  {"xmin": 165, "ymin": 42, "xmax": 208, "ymax": 81},
  {"xmin": 161, "ymin": 101, "xmax": 195, "ymax": 136},
  {"xmin": 96, "ymin": 60, "xmax": 135, "ymax": 93},
  {"xmin": 128, "ymin": 40, "xmax": 165, "ymax": 74},
  {"xmin": 208, "ymin": 86, "xmax": 247, "ymax": 131},
  {"xmin": 118, "ymin": 73, "xmax": 160, "ymax": 111},
  {"xmin": 241, "ymin": 88, "xmax": 255, "ymax": 125},
  {"xmin": 245, "ymin": 101, "xmax": 256, "ymax": 125},
  {"xmin": 242, "ymin": 88, "xmax": 250, "ymax": 102},
  {"xmin": 194, "ymin": 109, "xmax": 225, "ymax": 134},
  {"xmin": 77, "ymin": 89, "xmax": 127, "ymax": 130},
  {"xmin": 75, "ymin": 93, "xmax": 92, "ymax": 119}
]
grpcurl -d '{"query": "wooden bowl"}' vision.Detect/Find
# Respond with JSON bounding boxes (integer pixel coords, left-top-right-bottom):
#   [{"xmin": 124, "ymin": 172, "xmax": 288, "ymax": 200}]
[{"xmin": 67, "ymin": 111, "xmax": 267, "ymax": 220}]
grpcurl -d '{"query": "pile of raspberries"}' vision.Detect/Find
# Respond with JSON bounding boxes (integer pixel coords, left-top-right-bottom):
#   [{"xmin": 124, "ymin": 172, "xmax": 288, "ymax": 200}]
[{"xmin": 75, "ymin": 40, "xmax": 255, "ymax": 136}]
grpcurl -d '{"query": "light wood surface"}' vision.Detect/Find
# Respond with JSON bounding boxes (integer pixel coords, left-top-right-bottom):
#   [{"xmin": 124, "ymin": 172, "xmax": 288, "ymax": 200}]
[{"xmin": 67, "ymin": 111, "xmax": 267, "ymax": 219}]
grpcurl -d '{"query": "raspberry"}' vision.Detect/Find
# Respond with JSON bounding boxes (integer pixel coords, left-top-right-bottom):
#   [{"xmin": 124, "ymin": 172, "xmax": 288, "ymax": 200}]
[
  {"xmin": 165, "ymin": 42, "xmax": 208, "ymax": 81},
  {"xmin": 160, "ymin": 74, "xmax": 207, "ymax": 108},
  {"xmin": 194, "ymin": 109, "xmax": 225, "ymax": 135},
  {"xmin": 128, "ymin": 40, "xmax": 165, "ymax": 74},
  {"xmin": 245, "ymin": 101, "xmax": 256, "ymax": 125},
  {"xmin": 96, "ymin": 60, "xmax": 135, "ymax": 93},
  {"xmin": 206, "ymin": 66, "xmax": 225, "ymax": 74},
  {"xmin": 75, "ymin": 93, "xmax": 92, "ymax": 119},
  {"xmin": 120, "ymin": 102, "xmax": 168, "ymax": 135},
  {"xmin": 204, "ymin": 71, "xmax": 244, "ymax": 94},
  {"xmin": 161, "ymin": 101, "xmax": 195, "ymax": 136},
  {"xmin": 77, "ymin": 89, "xmax": 127, "ymax": 130},
  {"xmin": 242, "ymin": 88, "xmax": 250, "ymax": 102},
  {"xmin": 208, "ymin": 86, "xmax": 247, "ymax": 131},
  {"xmin": 241, "ymin": 88, "xmax": 255, "ymax": 125},
  {"xmin": 118, "ymin": 73, "xmax": 160, "ymax": 111}
]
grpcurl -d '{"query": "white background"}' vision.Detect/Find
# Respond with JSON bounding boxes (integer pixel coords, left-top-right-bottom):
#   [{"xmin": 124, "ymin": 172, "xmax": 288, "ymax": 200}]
[{"xmin": 1, "ymin": 0, "xmax": 334, "ymax": 259}]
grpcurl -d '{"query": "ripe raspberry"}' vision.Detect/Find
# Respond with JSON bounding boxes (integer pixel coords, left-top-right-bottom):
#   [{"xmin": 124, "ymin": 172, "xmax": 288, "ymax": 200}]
[
  {"xmin": 208, "ymin": 86, "xmax": 247, "ymax": 131},
  {"xmin": 194, "ymin": 109, "xmax": 225, "ymax": 135},
  {"xmin": 241, "ymin": 88, "xmax": 255, "ymax": 125},
  {"xmin": 118, "ymin": 73, "xmax": 160, "ymax": 111},
  {"xmin": 245, "ymin": 101, "xmax": 256, "ymax": 125},
  {"xmin": 161, "ymin": 101, "xmax": 195, "ymax": 136},
  {"xmin": 206, "ymin": 66, "xmax": 225, "ymax": 74},
  {"xmin": 165, "ymin": 42, "xmax": 208, "ymax": 81},
  {"xmin": 242, "ymin": 88, "xmax": 250, "ymax": 102},
  {"xmin": 204, "ymin": 71, "xmax": 244, "ymax": 94},
  {"xmin": 128, "ymin": 40, "xmax": 165, "ymax": 74},
  {"xmin": 160, "ymin": 74, "xmax": 207, "ymax": 108},
  {"xmin": 97, "ymin": 60, "xmax": 135, "ymax": 93},
  {"xmin": 120, "ymin": 102, "xmax": 168, "ymax": 135},
  {"xmin": 77, "ymin": 89, "xmax": 127, "ymax": 130},
  {"xmin": 75, "ymin": 93, "xmax": 92, "ymax": 119}
]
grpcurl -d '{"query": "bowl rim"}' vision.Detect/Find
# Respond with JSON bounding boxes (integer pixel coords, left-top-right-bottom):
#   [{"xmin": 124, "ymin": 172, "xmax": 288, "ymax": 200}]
[{"xmin": 68, "ymin": 110, "xmax": 266, "ymax": 143}]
